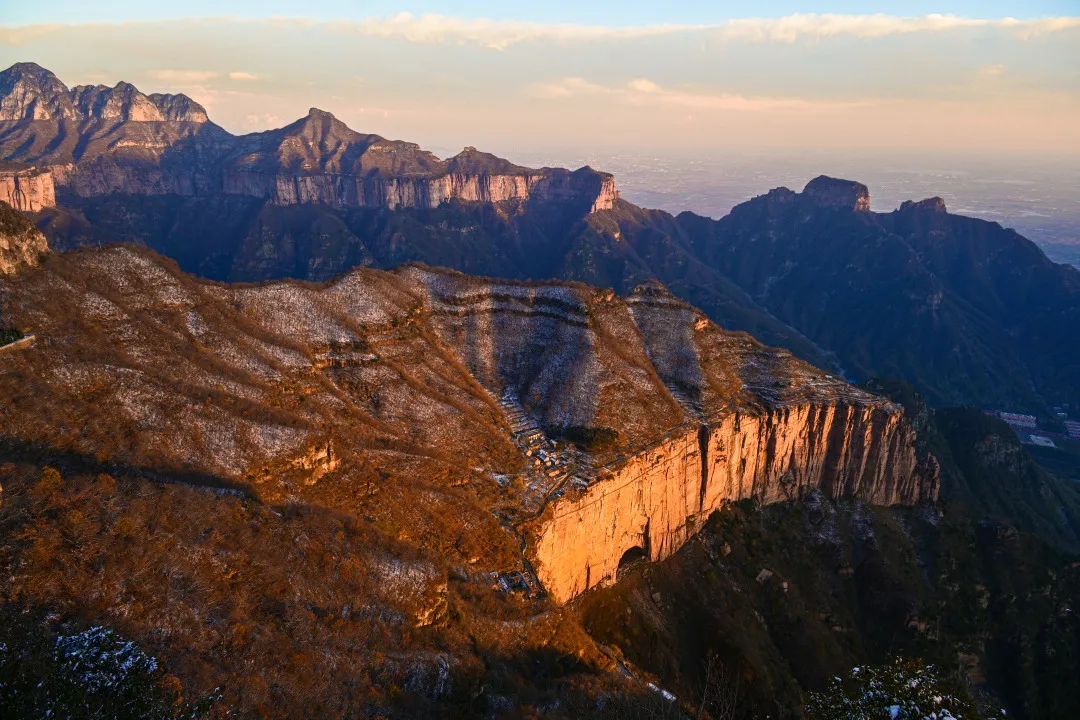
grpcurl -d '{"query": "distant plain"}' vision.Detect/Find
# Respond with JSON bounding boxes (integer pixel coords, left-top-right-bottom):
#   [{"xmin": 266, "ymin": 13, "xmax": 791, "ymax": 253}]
[{"xmin": 472, "ymin": 149, "xmax": 1080, "ymax": 267}]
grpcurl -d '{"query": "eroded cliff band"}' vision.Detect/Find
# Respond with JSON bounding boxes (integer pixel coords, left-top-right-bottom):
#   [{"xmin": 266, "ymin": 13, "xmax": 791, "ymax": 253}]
[{"xmin": 529, "ymin": 401, "xmax": 938, "ymax": 604}]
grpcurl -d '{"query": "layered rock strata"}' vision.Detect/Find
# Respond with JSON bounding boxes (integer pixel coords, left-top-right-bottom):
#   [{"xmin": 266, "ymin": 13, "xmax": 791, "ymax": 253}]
[{"xmin": 221, "ymin": 166, "xmax": 617, "ymax": 211}]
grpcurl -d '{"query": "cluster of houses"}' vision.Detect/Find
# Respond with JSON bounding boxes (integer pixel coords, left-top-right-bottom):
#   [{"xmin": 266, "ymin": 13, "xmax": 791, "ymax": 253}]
[
  {"xmin": 496, "ymin": 392, "xmax": 596, "ymax": 497},
  {"xmin": 990, "ymin": 408, "xmax": 1080, "ymax": 448},
  {"xmin": 488, "ymin": 569, "xmax": 544, "ymax": 599}
]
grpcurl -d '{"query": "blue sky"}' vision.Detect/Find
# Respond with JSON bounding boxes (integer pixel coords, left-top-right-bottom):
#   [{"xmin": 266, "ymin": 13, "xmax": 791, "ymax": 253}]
[{"xmin": 5, "ymin": 0, "xmax": 1077, "ymax": 25}]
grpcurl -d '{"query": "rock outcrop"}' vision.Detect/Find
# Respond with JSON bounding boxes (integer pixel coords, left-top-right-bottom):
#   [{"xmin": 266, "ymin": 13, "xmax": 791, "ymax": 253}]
[
  {"xmin": 0, "ymin": 198, "xmax": 48, "ymax": 274},
  {"xmin": 803, "ymin": 175, "xmax": 871, "ymax": 212},
  {"xmin": 0, "ymin": 163, "xmax": 54, "ymax": 211},
  {"xmin": 899, "ymin": 197, "xmax": 948, "ymax": 214}
]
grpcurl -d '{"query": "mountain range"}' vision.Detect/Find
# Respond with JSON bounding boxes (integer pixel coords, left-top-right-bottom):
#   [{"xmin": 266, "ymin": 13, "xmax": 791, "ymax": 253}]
[
  {"xmin": 3, "ymin": 62, "xmax": 1076, "ymax": 417},
  {"xmin": 2, "ymin": 60, "xmax": 1080, "ymax": 718}
]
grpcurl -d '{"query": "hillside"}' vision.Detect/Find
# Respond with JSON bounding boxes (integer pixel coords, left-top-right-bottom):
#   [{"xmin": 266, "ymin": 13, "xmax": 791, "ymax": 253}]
[
  {"xmin": 0, "ymin": 240, "xmax": 949, "ymax": 716},
  {"xmin": 577, "ymin": 380, "xmax": 1080, "ymax": 718}
]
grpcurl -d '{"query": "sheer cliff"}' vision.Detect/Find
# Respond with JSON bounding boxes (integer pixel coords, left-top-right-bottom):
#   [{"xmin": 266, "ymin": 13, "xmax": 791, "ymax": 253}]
[{"xmin": 0, "ymin": 162, "xmax": 54, "ymax": 212}]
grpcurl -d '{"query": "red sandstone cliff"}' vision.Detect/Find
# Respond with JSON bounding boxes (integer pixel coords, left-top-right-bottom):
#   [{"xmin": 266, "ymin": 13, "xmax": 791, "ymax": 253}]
[{"xmin": 0, "ymin": 250, "xmax": 937, "ymax": 607}]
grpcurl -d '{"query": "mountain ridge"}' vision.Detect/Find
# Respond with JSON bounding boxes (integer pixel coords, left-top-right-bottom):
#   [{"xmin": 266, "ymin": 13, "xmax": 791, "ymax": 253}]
[
  {"xmin": 0, "ymin": 62, "xmax": 618, "ymax": 211},
  {"xmin": 4, "ymin": 61, "xmax": 1078, "ymax": 416}
]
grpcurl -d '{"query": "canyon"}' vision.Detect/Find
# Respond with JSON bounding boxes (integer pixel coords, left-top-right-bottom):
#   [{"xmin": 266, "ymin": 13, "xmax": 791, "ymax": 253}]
[
  {"xmin": 0, "ymin": 58, "xmax": 1075, "ymax": 719},
  {"xmin": 9, "ymin": 61, "xmax": 1078, "ymax": 421}
]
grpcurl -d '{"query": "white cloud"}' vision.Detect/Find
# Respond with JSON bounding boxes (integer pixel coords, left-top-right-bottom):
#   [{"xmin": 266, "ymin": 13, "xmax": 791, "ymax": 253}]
[
  {"xmin": 146, "ymin": 69, "xmax": 219, "ymax": 83},
  {"xmin": 979, "ymin": 64, "xmax": 1007, "ymax": 77},
  {"xmin": 2, "ymin": 14, "xmax": 1077, "ymax": 52},
  {"xmin": 717, "ymin": 13, "xmax": 984, "ymax": 42},
  {"xmin": 229, "ymin": 71, "xmax": 258, "ymax": 81},
  {"xmin": 529, "ymin": 77, "xmax": 856, "ymax": 113},
  {"xmin": 244, "ymin": 112, "xmax": 282, "ymax": 128},
  {"xmin": 331, "ymin": 12, "xmax": 702, "ymax": 50},
  {"xmin": 324, "ymin": 12, "xmax": 1080, "ymax": 49}
]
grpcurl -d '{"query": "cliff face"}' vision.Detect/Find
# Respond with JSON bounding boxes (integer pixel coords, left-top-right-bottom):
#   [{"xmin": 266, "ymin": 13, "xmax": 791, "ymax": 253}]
[
  {"xmin": 0, "ymin": 165, "xmax": 55, "ymax": 211},
  {"xmin": 532, "ymin": 400, "xmax": 936, "ymax": 603},
  {"xmin": 222, "ymin": 165, "xmax": 616, "ymax": 211}
]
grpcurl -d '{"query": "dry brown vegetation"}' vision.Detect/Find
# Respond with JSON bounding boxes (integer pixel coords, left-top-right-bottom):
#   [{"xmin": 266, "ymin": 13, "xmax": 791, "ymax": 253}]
[
  {"xmin": 0, "ymin": 461, "xmax": 655, "ymax": 717},
  {"xmin": 0, "ymin": 244, "xmax": 906, "ymax": 717}
]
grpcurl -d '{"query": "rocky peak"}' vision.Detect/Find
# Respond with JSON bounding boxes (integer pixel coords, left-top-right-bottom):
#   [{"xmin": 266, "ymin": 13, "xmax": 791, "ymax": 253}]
[
  {"xmin": 1, "ymin": 64, "xmax": 209, "ymax": 125},
  {"xmin": 899, "ymin": 197, "xmax": 947, "ymax": 214},
  {"xmin": 0, "ymin": 199, "xmax": 48, "ymax": 275},
  {"xmin": 802, "ymin": 175, "xmax": 871, "ymax": 212},
  {"xmin": 0, "ymin": 62, "xmax": 77, "ymax": 121},
  {"xmin": 630, "ymin": 278, "xmax": 677, "ymax": 299},
  {"xmin": 445, "ymin": 146, "xmax": 530, "ymax": 175},
  {"xmin": 287, "ymin": 108, "xmax": 368, "ymax": 147},
  {"xmin": 70, "ymin": 81, "xmax": 165, "ymax": 122},
  {"xmin": 147, "ymin": 93, "xmax": 209, "ymax": 123}
]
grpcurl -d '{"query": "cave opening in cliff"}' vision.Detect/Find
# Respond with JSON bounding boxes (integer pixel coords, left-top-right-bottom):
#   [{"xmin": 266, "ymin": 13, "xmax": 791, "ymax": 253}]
[{"xmin": 617, "ymin": 546, "xmax": 647, "ymax": 580}]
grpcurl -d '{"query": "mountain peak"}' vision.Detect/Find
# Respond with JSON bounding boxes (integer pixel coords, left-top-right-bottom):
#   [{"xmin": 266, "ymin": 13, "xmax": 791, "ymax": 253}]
[
  {"xmin": 802, "ymin": 175, "xmax": 871, "ymax": 212},
  {"xmin": 146, "ymin": 92, "xmax": 209, "ymax": 123},
  {"xmin": 899, "ymin": 197, "xmax": 947, "ymax": 214},
  {"xmin": 446, "ymin": 145, "xmax": 529, "ymax": 175},
  {"xmin": 0, "ymin": 61, "xmax": 76, "ymax": 121},
  {"xmin": 2, "ymin": 62, "xmax": 59, "ymax": 82}
]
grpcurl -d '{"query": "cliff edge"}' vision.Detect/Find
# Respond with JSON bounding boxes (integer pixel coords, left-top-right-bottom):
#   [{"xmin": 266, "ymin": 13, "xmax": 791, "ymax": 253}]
[{"xmin": 0, "ymin": 199, "xmax": 47, "ymax": 274}]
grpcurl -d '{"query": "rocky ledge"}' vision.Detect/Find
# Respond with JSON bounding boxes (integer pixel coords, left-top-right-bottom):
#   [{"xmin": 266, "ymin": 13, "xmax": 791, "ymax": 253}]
[
  {"xmin": 0, "ymin": 198, "xmax": 48, "ymax": 274},
  {"xmin": 0, "ymin": 163, "xmax": 54, "ymax": 212}
]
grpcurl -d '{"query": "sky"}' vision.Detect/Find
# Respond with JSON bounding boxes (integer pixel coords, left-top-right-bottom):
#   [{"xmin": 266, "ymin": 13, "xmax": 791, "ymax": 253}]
[{"xmin": 1, "ymin": 2, "xmax": 1078, "ymax": 156}]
